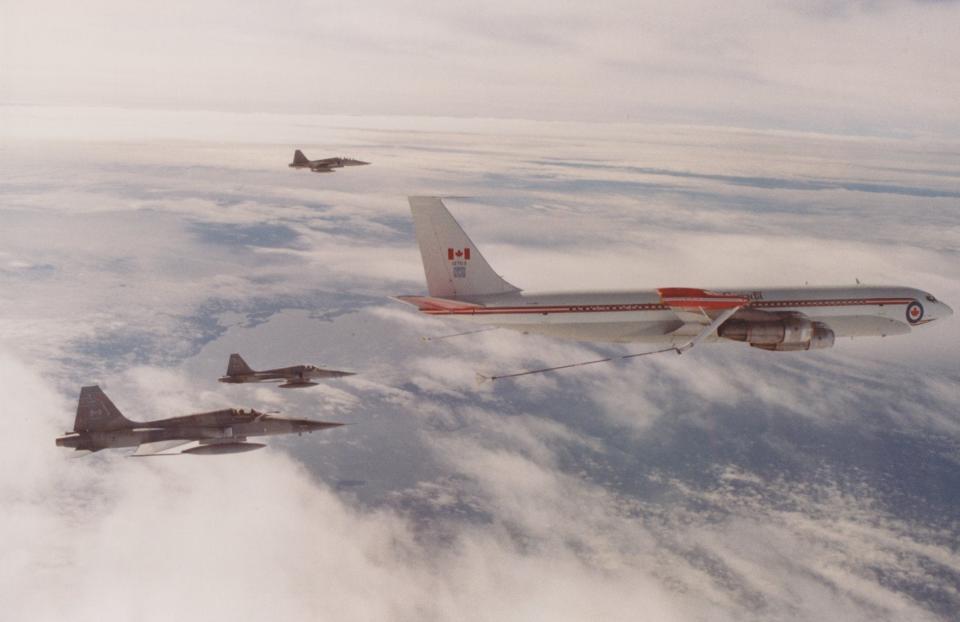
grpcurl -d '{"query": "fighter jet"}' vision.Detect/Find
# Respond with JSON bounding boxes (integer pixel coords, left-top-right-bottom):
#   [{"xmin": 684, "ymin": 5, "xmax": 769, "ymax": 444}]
[
  {"xmin": 289, "ymin": 149, "xmax": 369, "ymax": 173},
  {"xmin": 396, "ymin": 197, "xmax": 953, "ymax": 361},
  {"xmin": 218, "ymin": 353, "xmax": 354, "ymax": 388},
  {"xmin": 55, "ymin": 386, "xmax": 343, "ymax": 456}
]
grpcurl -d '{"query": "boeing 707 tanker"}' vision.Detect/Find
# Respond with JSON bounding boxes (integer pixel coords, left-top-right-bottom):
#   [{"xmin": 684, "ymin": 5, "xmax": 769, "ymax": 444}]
[{"xmin": 396, "ymin": 197, "xmax": 952, "ymax": 355}]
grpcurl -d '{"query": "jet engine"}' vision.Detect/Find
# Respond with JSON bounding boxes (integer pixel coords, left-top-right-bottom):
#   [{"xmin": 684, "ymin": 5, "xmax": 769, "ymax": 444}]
[{"xmin": 718, "ymin": 317, "xmax": 835, "ymax": 351}]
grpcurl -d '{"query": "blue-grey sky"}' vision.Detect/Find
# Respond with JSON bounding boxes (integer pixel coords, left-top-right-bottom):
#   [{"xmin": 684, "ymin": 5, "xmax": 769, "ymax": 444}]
[{"xmin": 2, "ymin": 1, "xmax": 960, "ymax": 135}]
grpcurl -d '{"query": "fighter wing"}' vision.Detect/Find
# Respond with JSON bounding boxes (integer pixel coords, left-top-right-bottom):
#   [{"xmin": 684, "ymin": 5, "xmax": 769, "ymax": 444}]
[
  {"xmin": 310, "ymin": 158, "xmax": 338, "ymax": 172},
  {"xmin": 240, "ymin": 376, "xmax": 289, "ymax": 383},
  {"xmin": 131, "ymin": 440, "xmax": 199, "ymax": 456}
]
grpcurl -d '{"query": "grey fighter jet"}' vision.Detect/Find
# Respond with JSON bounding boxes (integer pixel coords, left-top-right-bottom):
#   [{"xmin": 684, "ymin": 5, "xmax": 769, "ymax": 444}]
[
  {"xmin": 289, "ymin": 149, "xmax": 369, "ymax": 173},
  {"xmin": 218, "ymin": 353, "xmax": 354, "ymax": 388},
  {"xmin": 55, "ymin": 386, "xmax": 343, "ymax": 456}
]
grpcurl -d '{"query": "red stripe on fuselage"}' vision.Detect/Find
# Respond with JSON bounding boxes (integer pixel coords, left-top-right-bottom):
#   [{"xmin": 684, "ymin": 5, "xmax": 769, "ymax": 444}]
[
  {"xmin": 659, "ymin": 287, "xmax": 749, "ymax": 309},
  {"xmin": 417, "ymin": 298, "xmax": 915, "ymax": 316}
]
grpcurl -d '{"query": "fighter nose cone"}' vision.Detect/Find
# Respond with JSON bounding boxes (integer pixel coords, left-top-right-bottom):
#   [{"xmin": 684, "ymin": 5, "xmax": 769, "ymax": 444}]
[
  {"xmin": 318, "ymin": 370, "xmax": 355, "ymax": 379},
  {"xmin": 942, "ymin": 302, "xmax": 954, "ymax": 317},
  {"xmin": 303, "ymin": 420, "xmax": 345, "ymax": 431}
]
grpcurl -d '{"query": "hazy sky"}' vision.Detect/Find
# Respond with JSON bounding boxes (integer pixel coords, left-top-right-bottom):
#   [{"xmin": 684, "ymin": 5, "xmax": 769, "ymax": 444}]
[{"xmin": 3, "ymin": 1, "xmax": 960, "ymax": 135}]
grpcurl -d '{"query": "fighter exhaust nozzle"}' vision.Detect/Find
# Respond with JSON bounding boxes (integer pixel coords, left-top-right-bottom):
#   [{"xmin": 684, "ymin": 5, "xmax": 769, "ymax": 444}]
[{"xmin": 56, "ymin": 435, "xmax": 80, "ymax": 449}]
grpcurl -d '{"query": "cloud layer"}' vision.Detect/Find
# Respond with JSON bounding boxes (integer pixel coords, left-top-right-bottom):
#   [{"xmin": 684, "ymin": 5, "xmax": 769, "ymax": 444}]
[{"xmin": 1, "ymin": 110, "xmax": 958, "ymax": 620}]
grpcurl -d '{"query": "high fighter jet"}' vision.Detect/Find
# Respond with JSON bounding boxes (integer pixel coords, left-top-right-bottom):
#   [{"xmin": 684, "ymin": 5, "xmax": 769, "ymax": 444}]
[
  {"xmin": 289, "ymin": 149, "xmax": 369, "ymax": 173},
  {"xmin": 218, "ymin": 353, "xmax": 354, "ymax": 388},
  {"xmin": 55, "ymin": 386, "xmax": 343, "ymax": 456},
  {"xmin": 396, "ymin": 197, "xmax": 952, "ymax": 360}
]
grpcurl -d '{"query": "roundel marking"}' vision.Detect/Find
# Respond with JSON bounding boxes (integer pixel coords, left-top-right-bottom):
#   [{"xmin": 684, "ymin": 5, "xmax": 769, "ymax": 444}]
[{"xmin": 906, "ymin": 301, "xmax": 924, "ymax": 324}]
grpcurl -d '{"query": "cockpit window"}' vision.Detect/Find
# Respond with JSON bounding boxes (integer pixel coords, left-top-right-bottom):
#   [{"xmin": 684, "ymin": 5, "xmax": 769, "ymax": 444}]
[{"xmin": 926, "ymin": 295, "xmax": 937, "ymax": 303}]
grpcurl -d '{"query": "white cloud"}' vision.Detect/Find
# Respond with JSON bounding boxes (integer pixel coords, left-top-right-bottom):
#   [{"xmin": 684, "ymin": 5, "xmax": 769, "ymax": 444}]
[{"xmin": 2, "ymin": 112, "xmax": 958, "ymax": 619}]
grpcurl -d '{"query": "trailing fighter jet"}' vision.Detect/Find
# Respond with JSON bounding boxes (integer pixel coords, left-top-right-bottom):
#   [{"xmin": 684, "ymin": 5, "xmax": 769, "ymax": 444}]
[
  {"xmin": 218, "ymin": 353, "xmax": 354, "ymax": 388},
  {"xmin": 55, "ymin": 386, "xmax": 343, "ymax": 456},
  {"xmin": 396, "ymin": 197, "xmax": 952, "ymax": 368},
  {"xmin": 288, "ymin": 149, "xmax": 369, "ymax": 173}
]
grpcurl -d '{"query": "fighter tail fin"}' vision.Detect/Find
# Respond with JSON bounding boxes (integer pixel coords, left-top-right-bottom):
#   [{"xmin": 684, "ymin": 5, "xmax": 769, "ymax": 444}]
[
  {"xmin": 73, "ymin": 386, "xmax": 135, "ymax": 432},
  {"xmin": 293, "ymin": 149, "xmax": 310, "ymax": 165},
  {"xmin": 408, "ymin": 197, "xmax": 520, "ymax": 298},
  {"xmin": 226, "ymin": 353, "xmax": 255, "ymax": 376}
]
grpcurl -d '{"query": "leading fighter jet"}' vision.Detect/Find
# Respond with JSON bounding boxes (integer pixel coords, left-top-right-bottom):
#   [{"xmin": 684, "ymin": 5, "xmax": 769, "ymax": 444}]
[
  {"xmin": 396, "ymin": 197, "xmax": 952, "ymax": 361},
  {"xmin": 289, "ymin": 149, "xmax": 369, "ymax": 173},
  {"xmin": 218, "ymin": 353, "xmax": 354, "ymax": 388},
  {"xmin": 55, "ymin": 386, "xmax": 343, "ymax": 455}
]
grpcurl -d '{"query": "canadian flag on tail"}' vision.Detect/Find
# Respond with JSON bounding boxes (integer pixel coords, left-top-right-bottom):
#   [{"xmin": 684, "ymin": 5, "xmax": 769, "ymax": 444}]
[{"xmin": 448, "ymin": 248, "xmax": 471, "ymax": 261}]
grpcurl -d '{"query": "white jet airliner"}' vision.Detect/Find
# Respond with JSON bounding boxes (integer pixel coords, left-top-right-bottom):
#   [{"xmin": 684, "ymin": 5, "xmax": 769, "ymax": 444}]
[{"xmin": 396, "ymin": 197, "xmax": 952, "ymax": 360}]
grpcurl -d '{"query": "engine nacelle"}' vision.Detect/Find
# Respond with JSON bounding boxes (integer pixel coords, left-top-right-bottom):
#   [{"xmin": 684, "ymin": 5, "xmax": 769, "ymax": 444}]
[{"xmin": 718, "ymin": 318, "xmax": 835, "ymax": 351}]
